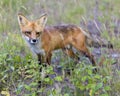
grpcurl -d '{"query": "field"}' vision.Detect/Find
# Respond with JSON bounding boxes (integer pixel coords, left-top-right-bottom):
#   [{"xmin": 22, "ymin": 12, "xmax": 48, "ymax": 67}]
[{"xmin": 0, "ymin": 0, "xmax": 120, "ymax": 96}]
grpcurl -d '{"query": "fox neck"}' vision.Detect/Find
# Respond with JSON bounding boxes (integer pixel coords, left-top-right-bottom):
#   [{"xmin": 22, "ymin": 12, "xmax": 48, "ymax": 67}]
[{"xmin": 23, "ymin": 35, "xmax": 45, "ymax": 55}]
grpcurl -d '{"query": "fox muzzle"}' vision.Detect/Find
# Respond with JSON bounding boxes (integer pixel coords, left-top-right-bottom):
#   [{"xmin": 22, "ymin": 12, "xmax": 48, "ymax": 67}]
[{"xmin": 30, "ymin": 39, "xmax": 38, "ymax": 44}]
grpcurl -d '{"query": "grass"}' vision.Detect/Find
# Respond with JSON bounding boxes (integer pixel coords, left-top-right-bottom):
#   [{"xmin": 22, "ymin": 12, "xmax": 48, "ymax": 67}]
[{"xmin": 0, "ymin": 0, "xmax": 120, "ymax": 96}]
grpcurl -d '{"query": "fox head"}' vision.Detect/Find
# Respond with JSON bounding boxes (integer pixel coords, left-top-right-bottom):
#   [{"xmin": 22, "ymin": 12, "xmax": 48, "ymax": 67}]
[{"xmin": 18, "ymin": 13, "xmax": 47, "ymax": 45}]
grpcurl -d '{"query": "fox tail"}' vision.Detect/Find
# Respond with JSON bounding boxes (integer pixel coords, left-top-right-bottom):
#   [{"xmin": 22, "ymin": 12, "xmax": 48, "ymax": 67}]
[{"xmin": 80, "ymin": 27, "xmax": 113, "ymax": 48}]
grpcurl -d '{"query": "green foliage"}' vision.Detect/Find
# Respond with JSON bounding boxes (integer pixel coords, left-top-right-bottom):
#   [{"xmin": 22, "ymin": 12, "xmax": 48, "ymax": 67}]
[{"xmin": 71, "ymin": 63, "xmax": 111, "ymax": 96}]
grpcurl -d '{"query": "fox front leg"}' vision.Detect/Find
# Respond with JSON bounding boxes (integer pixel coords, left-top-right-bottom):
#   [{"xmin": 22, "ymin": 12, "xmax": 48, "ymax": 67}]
[{"xmin": 37, "ymin": 54, "xmax": 46, "ymax": 72}]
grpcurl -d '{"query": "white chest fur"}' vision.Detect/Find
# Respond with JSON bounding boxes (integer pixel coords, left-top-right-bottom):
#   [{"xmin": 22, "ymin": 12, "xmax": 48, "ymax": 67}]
[{"xmin": 29, "ymin": 43, "xmax": 45, "ymax": 55}]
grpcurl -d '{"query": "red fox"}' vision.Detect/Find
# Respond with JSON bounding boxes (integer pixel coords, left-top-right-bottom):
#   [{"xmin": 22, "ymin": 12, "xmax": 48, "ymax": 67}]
[{"xmin": 17, "ymin": 14, "xmax": 112, "ymax": 72}]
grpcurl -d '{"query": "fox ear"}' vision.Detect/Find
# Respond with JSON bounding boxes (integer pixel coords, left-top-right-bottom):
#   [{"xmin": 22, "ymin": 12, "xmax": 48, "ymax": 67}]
[
  {"xmin": 18, "ymin": 14, "xmax": 29, "ymax": 26},
  {"xmin": 36, "ymin": 14, "xmax": 47, "ymax": 27}
]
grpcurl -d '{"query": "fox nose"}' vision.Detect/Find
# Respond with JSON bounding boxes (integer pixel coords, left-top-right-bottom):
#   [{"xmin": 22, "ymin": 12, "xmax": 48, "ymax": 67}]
[
  {"xmin": 30, "ymin": 39, "xmax": 38, "ymax": 44},
  {"xmin": 32, "ymin": 39, "xmax": 37, "ymax": 42}
]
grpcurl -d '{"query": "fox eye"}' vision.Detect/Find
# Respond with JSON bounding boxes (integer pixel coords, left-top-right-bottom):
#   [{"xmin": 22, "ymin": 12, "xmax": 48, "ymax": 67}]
[
  {"xmin": 36, "ymin": 32, "xmax": 41, "ymax": 36},
  {"xmin": 25, "ymin": 31, "xmax": 31, "ymax": 35}
]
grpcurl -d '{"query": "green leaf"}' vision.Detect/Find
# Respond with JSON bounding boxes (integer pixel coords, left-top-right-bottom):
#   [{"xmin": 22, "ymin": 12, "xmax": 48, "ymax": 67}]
[
  {"xmin": 30, "ymin": 82, "xmax": 37, "ymax": 86},
  {"xmin": 81, "ymin": 76, "xmax": 87, "ymax": 82},
  {"xmin": 64, "ymin": 93, "xmax": 69, "ymax": 96},
  {"xmin": 104, "ymin": 86, "xmax": 111, "ymax": 91},
  {"xmin": 31, "ymin": 92, "xmax": 36, "ymax": 96},
  {"xmin": 24, "ymin": 85, "xmax": 31, "ymax": 91},
  {"xmin": 100, "ymin": 93, "xmax": 109, "ymax": 96},
  {"xmin": 55, "ymin": 76, "xmax": 63, "ymax": 82},
  {"xmin": 87, "ymin": 84, "xmax": 96, "ymax": 89},
  {"xmin": 44, "ymin": 77, "xmax": 50, "ymax": 82},
  {"xmin": 95, "ymin": 83, "xmax": 103, "ymax": 91},
  {"xmin": 94, "ymin": 74, "xmax": 101, "ymax": 79}
]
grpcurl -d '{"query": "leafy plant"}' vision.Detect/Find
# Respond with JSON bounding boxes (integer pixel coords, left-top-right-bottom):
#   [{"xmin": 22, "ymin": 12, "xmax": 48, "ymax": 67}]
[{"xmin": 72, "ymin": 62, "xmax": 111, "ymax": 96}]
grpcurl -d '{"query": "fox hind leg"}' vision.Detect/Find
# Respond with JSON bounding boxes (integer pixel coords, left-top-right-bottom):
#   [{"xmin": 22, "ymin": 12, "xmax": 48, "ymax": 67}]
[
  {"xmin": 62, "ymin": 48, "xmax": 79, "ymax": 60},
  {"xmin": 62, "ymin": 47, "xmax": 80, "ymax": 75},
  {"xmin": 71, "ymin": 41, "xmax": 97, "ymax": 73},
  {"xmin": 46, "ymin": 52, "xmax": 52, "ymax": 65}
]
